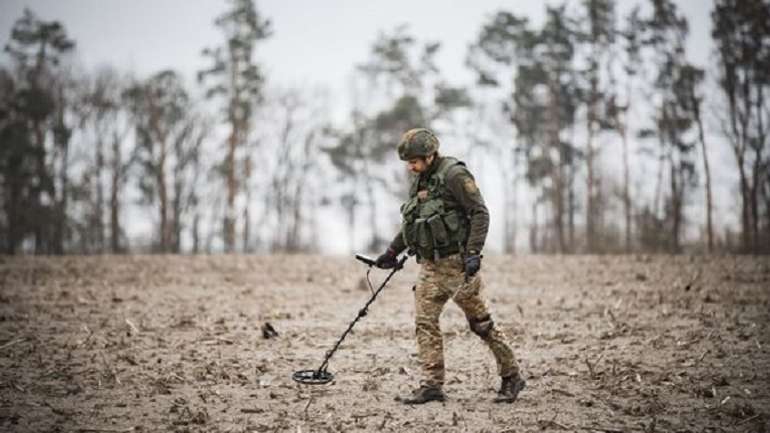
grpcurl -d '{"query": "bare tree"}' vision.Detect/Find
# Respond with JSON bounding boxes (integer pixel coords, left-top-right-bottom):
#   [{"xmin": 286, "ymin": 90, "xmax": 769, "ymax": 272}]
[
  {"xmin": 712, "ymin": 0, "xmax": 770, "ymax": 253},
  {"xmin": 70, "ymin": 68, "xmax": 133, "ymax": 253},
  {"xmin": 616, "ymin": 6, "xmax": 644, "ymax": 252},
  {"xmin": 578, "ymin": 0, "xmax": 616, "ymax": 253},
  {"xmin": 260, "ymin": 87, "xmax": 327, "ymax": 253},
  {"xmin": 470, "ymin": 8, "xmax": 580, "ymax": 253},
  {"xmin": 325, "ymin": 26, "xmax": 468, "ymax": 252},
  {"xmin": 124, "ymin": 70, "xmax": 203, "ymax": 252},
  {"xmin": 199, "ymin": 0, "xmax": 272, "ymax": 252},
  {"xmin": 636, "ymin": 0, "xmax": 699, "ymax": 253},
  {"xmin": 675, "ymin": 65, "xmax": 714, "ymax": 251}
]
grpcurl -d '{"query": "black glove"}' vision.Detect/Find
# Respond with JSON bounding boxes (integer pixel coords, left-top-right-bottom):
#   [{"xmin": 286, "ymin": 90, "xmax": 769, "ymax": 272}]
[
  {"xmin": 375, "ymin": 248, "xmax": 398, "ymax": 269},
  {"xmin": 464, "ymin": 253, "xmax": 482, "ymax": 279}
]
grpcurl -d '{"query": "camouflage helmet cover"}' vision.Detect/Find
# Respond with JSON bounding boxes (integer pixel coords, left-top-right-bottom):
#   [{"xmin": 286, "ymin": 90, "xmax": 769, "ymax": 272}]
[{"xmin": 397, "ymin": 128, "xmax": 439, "ymax": 161}]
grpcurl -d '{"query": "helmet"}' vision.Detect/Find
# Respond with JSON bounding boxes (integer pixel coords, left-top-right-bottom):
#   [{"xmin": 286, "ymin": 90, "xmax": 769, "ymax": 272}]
[{"xmin": 397, "ymin": 128, "xmax": 439, "ymax": 161}]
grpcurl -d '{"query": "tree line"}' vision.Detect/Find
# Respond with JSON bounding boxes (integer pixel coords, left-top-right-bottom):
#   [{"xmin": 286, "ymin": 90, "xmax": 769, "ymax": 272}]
[{"xmin": 1, "ymin": 0, "xmax": 768, "ymax": 255}]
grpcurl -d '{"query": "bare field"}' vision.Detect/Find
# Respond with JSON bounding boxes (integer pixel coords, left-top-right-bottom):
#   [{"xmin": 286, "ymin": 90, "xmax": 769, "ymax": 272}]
[{"xmin": 0, "ymin": 254, "xmax": 768, "ymax": 433}]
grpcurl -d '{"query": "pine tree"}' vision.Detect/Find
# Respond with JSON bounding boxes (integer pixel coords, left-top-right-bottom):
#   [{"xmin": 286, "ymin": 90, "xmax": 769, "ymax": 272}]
[
  {"xmin": 3, "ymin": 8, "xmax": 74, "ymax": 254},
  {"xmin": 199, "ymin": 0, "xmax": 271, "ymax": 252},
  {"xmin": 712, "ymin": 0, "xmax": 770, "ymax": 253}
]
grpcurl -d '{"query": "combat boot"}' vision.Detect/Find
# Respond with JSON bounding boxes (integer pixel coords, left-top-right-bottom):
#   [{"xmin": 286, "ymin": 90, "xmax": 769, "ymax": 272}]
[
  {"xmin": 494, "ymin": 374, "xmax": 526, "ymax": 403},
  {"xmin": 396, "ymin": 385, "xmax": 446, "ymax": 405}
]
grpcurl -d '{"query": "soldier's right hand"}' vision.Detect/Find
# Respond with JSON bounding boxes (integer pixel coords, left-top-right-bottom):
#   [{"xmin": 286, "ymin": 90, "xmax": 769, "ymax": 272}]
[{"xmin": 375, "ymin": 248, "xmax": 398, "ymax": 269}]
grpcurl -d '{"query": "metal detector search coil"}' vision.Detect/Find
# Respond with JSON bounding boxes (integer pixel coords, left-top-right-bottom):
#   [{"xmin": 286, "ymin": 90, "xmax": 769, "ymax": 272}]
[
  {"xmin": 292, "ymin": 253, "xmax": 408, "ymax": 385},
  {"xmin": 292, "ymin": 369, "xmax": 334, "ymax": 385}
]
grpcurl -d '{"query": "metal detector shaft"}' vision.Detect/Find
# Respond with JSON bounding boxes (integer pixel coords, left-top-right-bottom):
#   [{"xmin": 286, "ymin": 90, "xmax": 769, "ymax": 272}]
[{"xmin": 316, "ymin": 254, "xmax": 408, "ymax": 373}]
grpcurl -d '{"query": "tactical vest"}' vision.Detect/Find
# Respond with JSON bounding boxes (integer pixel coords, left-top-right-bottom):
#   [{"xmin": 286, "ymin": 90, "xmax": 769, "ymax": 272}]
[{"xmin": 400, "ymin": 157, "xmax": 469, "ymax": 261}]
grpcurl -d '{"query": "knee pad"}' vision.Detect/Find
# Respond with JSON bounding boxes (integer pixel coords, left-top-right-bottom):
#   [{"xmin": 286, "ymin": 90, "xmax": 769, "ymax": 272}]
[{"xmin": 468, "ymin": 315, "xmax": 493, "ymax": 339}]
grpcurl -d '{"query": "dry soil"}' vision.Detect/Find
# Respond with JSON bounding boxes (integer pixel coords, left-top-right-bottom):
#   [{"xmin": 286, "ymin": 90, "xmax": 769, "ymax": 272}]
[{"xmin": 0, "ymin": 254, "xmax": 768, "ymax": 432}]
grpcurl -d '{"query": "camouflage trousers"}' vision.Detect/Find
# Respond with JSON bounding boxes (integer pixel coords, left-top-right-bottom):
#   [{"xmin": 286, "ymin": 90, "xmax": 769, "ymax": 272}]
[{"xmin": 413, "ymin": 254, "xmax": 519, "ymax": 387}]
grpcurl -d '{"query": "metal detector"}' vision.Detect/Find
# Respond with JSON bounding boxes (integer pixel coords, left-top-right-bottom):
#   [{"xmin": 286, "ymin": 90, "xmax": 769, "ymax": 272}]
[{"xmin": 292, "ymin": 253, "xmax": 408, "ymax": 385}]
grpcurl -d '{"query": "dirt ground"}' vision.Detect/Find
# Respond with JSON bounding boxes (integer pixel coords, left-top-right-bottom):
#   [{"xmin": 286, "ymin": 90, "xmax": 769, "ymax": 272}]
[{"xmin": 0, "ymin": 254, "xmax": 768, "ymax": 433}]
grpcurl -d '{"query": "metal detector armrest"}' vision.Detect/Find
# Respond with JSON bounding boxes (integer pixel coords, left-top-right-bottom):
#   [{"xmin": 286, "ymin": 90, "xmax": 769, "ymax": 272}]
[{"xmin": 355, "ymin": 254, "xmax": 377, "ymax": 267}]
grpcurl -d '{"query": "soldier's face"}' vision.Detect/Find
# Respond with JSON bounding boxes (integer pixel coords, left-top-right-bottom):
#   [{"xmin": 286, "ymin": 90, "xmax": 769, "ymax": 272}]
[{"xmin": 407, "ymin": 155, "xmax": 434, "ymax": 174}]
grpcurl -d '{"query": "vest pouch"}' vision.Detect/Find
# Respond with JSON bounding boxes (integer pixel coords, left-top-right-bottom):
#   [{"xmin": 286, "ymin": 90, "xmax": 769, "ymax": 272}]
[
  {"xmin": 401, "ymin": 220, "xmax": 418, "ymax": 250},
  {"xmin": 415, "ymin": 219, "xmax": 433, "ymax": 258},
  {"xmin": 418, "ymin": 198, "xmax": 444, "ymax": 219},
  {"xmin": 427, "ymin": 214, "xmax": 450, "ymax": 248},
  {"xmin": 442, "ymin": 211, "xmax": 460, "ymax": 233},
  {"xmin": 401, "ymin": 197, "xmax": 419, "ymax": 220}
]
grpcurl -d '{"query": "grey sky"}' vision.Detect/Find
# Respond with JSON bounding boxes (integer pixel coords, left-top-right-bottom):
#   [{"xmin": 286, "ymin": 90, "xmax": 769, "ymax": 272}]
[{"xmin": 1, "ymin": 1, "xmax": 714, "ymax": 95}]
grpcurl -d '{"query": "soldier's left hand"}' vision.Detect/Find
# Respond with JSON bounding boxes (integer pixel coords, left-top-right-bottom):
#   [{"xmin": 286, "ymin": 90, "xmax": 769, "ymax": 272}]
[{"xmin": 464, "ymin": 254, "xmax": 481, "ymax": 278}]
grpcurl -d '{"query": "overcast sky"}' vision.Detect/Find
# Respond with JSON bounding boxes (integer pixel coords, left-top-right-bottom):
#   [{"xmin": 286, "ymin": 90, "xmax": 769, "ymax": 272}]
[{"xmin": 1, "ymin": 0, "xmax": 714, "ymax": 97}]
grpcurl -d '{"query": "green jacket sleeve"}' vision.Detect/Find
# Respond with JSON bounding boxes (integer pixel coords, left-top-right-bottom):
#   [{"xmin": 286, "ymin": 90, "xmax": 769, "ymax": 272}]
[{"xmin": 445, "ymin": 166, "xmax": 489, "ymax": 253}]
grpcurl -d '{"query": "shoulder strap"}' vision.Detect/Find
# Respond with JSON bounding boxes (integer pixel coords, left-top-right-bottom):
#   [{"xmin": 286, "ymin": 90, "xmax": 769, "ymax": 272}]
[
  {"xmin": 408, "ymin": 176, "xmax": 420, "ymax": 197},
  {"xmin": 434, "ymin": 156, "xmax": 466, "ymax": 186}
]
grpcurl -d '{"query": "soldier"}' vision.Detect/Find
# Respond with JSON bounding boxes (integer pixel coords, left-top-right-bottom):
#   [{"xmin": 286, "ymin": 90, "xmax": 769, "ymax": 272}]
[{"xmin": 375, "ymin": 128, "xmax": 526, "ymax": 405}]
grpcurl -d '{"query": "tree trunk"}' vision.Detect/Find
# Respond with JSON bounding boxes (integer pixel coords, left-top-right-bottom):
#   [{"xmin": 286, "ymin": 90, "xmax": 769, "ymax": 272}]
[
  {"xmin": 585, "ymin": 138, "xmax": 595, "ymax": 252},
  {"xmin": 504, "ymin": 157, "xmax": 518, "ymax": 254},
  {"xmin": 669, "ymin": 152, "xmax": 681, "ymax": 253},
  {"xmin": 361, "ymin": 154, "xmax": 379, "ymax": 252},
  {"xmin": 110, "ymin": 165, "xmax": 121, "ymax": 254},
  {"xmin": 224, "ymin": 50, "xmax": 241, "ymax": 253},
  {"xmin": 548, "ymin": 82, "xmax": 566, "ymax": 253},
  {"xmin": 529, "ymin": 200, "xmax": 539, "ymax": 253},
  {"xmin": 6, "ymin": 176, "xmax": 22, "ymax": 254},
  {"xmin": 242, "ymin": 204, "xmax": 250, "ymax": 252},
  {"xmin": 173, "ymin": 178, "xmax": 183, "ymax": 254},
  {"xmin": 224, "ymin": 127, "xmax": 237, "ymax": 253},
  {"xmin": 241, "ymin": 153, "xmax": 252, "ymax": 252},
  {"xmin": 543, "ymin": 203, "xmax": 554, "ymax": 253},
  {"xmin": 242, "ymin": 155, "xmax": 251, "ymax": 253},
  {"xmin": 619, "ymin": 112, "xmax": 632, "ymax": 253},
  {"xmin": 723, "ymin": 60, "xmax": 751, "ymax": 252},
  {"xmin": 291, "ymin": 181, "xmax": 304, "ymax": 251},
  {"xmin": 95, "ymin": 135, "xmax": 106, "ymax": 252},
  {"xmin": 752, "ymin": 81, "xmax": 767, "ymax": 254},
  {"xmin": 192, "ymin": 213, "xmax": 200, "ymax": 254},
  {"xmin": 764, "ymin": 179, "xmax": 770, "ymax": 252},
  {"xmin": 55, "ymin": 106, "xmax": 69, "ymax": 255},
  {"xmin": 49, "ymin": 84, "xmax": 68, "ymax": 255},
  {"xmin": 751, "ymin": 154, "xmax": 761, "ymax": 254},
  {"xmin": 503, "ymin": 179, "xmax": 512, "ymax": 254},
  {"xmin": 585, "ymin": 72, "xmax": 599, "ymax": 254},
  {"xmin": 365, "ymin": 172, "xmax": 379, "ymax": 251},
  {"xmin": 693, "ymin": 106, "xmax": 713, "ymax": 252},
  {"xmin": 510, "ymin": 150, "xmax": 519, "ymax": 255},
  {"xmin": 109, "ymin": 129, "xmax": 125, "ymax": 254},
  {"xmin": 554, "ymin": 182, "xmax": 566, "ymax": 253},
  {"xmin": 502, "ymin": 149, "xmax": 512, "ymax": 254},
  {"xmin": 157, "ymin": 139, "xmax": 169, "ymax": 252},
  {"xmin": 567, "ymin": 154, "xmax": 577, "ymax": 253},
  {"xmin": 347, "ymin": 199, "xmax": 357, "ymax": 253},
  {"xmin": 33, "ymin": 120, "xmax": 47, "ymax": 254},
  {"xmin": 653, "ymin": 150, "xmax": 665, "ymax": 222},
  {"xmin": 737, "ymin": 157, "xmax": 752, "ymax": 253}
]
